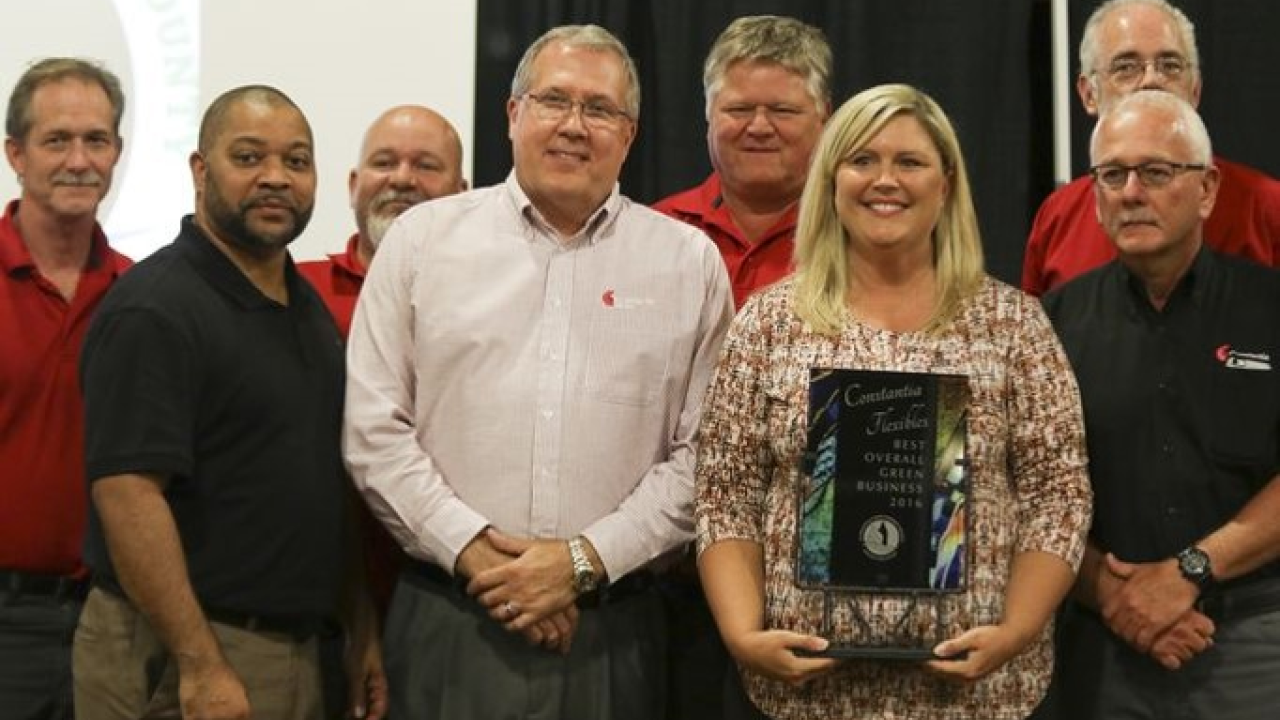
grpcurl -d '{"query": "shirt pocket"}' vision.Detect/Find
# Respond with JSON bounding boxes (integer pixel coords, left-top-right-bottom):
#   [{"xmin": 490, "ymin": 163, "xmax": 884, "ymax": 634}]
[
  {"xmin": 582, "ymin": 321, "xmax": 671, "ymax": 406},
  {"xmin": 1207, "ymin": 367, "xmax": 1278, "ymax": 472}
]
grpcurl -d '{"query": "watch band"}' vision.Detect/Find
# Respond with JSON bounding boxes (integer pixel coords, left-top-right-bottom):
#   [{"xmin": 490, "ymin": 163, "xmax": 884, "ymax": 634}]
[{"xmin": 569, "ymin": 536, "xmax": 598, "ymax": 594}]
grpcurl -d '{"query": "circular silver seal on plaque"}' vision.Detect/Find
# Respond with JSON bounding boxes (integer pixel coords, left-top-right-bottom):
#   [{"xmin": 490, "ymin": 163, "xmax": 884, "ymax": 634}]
[{"xmin": 860, "ymin": 515, "xmax": 903, "ymax": 561}]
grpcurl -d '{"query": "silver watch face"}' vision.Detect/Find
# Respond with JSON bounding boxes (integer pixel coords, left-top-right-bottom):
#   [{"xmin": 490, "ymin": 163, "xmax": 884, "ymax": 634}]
[
  {"xmin": 574, "ymin": 566, "xmax": 597, "ymax": 593},
  {"xmin": 1179, "ymin": 548, "xmax": 1211, "ymax": 582}
]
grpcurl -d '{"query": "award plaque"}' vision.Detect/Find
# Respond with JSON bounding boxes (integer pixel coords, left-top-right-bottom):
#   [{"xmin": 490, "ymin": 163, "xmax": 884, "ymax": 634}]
[{"xmin": 795, "ymin": 368, "xmax": 970, "ymax": 660}]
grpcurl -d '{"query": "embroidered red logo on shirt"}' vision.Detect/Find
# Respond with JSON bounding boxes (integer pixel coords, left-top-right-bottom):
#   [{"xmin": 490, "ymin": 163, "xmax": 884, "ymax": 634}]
[
  {"xmin": 1216, "ymin": 344, "xmax": 1273, "ymax": 371},
  {"xmin": 602, "ymin": 289, "xmax": 616, "ymax": 308}
]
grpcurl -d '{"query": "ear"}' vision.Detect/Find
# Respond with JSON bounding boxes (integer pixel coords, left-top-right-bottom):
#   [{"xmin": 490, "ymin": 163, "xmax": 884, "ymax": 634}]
[
  {"xmin": 1199, "ymin": 163, "xmax": 1220, "ymax": 220},
  {"xmin": 347, "ymin": 168, "xmax": 359, "ymax": 210},
  {"xmin": 189, "ymin": 150, "xmax": 207, "ymax": 196},
  {"xmin": 1077, "ymin": 73, "xmax": 1101, "ymax": 117},
  {"xmin": 507, "ymin": 96, "xmax": 521, "ymax": 142},
  {"xmin": 5, "ymin": 136, "xmax": 25, "ymax": 179}
]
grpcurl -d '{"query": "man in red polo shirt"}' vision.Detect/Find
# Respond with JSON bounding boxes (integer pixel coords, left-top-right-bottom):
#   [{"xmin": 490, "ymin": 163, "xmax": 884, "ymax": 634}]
[
  {"xmin": 653, "ymin": 15, "xmax": 831, "ymax": 310},
  {"xmin": 299, "ymin": 104, "xmax": 466, "ymax": 337},
  {"xmin": 0, "ymin": 57, "xmax": 129, "ymax": 720},
  {"xmin": 1022, "ymin": 0, "xmax": 1280, "ymax": 296},
  {"xmin": 650, "ymin": 16, "xmax": 831, "ymax": 720}
]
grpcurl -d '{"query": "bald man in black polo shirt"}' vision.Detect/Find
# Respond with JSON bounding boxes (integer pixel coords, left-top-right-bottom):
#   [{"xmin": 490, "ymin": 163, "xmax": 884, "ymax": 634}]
[
  {"xmin": 75, "ymin": 86, "xmax": 385, "ymax": 720},
  {"xmin": 1043, "ymin": 90, "xmax": 1280, "ymax": 720}
]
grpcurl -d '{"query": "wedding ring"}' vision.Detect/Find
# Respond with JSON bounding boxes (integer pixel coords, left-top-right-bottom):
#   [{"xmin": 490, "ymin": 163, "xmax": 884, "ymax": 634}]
[{"xmin": 503, "ymin": 601, "xmax": 517, "ymax": 618}]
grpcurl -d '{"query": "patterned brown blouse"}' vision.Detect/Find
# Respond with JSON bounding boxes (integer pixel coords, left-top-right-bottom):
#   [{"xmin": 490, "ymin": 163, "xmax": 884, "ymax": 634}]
[{"xmin": 695, "ymin": 277, "xmax": 1092, "ymax": 720}]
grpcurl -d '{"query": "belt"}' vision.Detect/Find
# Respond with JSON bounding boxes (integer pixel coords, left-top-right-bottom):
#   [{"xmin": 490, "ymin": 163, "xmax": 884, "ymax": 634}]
[
  {"xmin": 203, "ymin": 607, "xmax": 322, "ymax": 642},
  {"xmin": 1196, "ymin": 576, "xmax": 1280, "ymax": 623},
  {"xmin": 407, "ymin": 560, "xmax": 654, "ymax": 609},
  {"xmin": 0, "ymin": 568, "xmax": 90, "ymax": 603},
  {"xmin": 94, "ymin": 581, "xmax": 320, "ymax": 641}
]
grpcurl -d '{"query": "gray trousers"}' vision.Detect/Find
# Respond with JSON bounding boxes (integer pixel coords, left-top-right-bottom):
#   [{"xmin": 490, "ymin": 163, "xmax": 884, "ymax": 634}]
[
  {"xmin": 386, "ymin": 571, "xmax": 666, "ymax": 720},
  {"xmin": 1057, "ymin": 605, "xmax": 1280, "ymax": 720},
  {"xmin": 0, "ymin": 588, "xmax": 81, "ymax": 720}
]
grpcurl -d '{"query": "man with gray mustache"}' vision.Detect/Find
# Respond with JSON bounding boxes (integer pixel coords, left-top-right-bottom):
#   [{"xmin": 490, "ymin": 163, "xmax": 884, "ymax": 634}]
[
  {"xmin": 1043, "ymin": 90, "xmax": 1280, "ymax": 720},
  {"xmin": 0, "ymin": 57, "xmax": 129, "ymax": 720}
]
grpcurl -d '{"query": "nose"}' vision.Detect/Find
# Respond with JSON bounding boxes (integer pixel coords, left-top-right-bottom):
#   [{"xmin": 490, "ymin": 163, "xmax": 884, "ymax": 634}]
[
  {"xmin": 1119, "ymin": 168, "xmax": 1148, "ymax": 200},
  {"xmin": 745, "ymin": 107, "xmax": 775, "ymax": 134},
  {"xmin": 556, "ymin": 105, "xmax": 589, "ymax": 137},
  {"xmin": 389, "ymin": 160, "xmax": 416, "ymax": 188},
  {"xmin": 258, "ymin": 155, "xmax": 292, "ymax": 188},
  {"xmin": 63, "ymin": 138, "xmax": 91, "ymax": 170},
  {"xmin": 1136, "ymin": 60, "xmax": 1168, "ymax": 90}
]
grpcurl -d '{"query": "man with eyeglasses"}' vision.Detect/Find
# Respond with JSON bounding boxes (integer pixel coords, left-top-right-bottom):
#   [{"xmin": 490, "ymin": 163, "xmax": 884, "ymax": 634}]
[
  {"xmin": 343, "ymin": 24, "xmax": 733, "ymax": 720},
  {"xmin": 1022, "ymin": 0, "xmax": 1280, "ymax": 296},
  {"xmin": 1042, "ymin": 90, "xmax": 1280, "ymax": 720}
]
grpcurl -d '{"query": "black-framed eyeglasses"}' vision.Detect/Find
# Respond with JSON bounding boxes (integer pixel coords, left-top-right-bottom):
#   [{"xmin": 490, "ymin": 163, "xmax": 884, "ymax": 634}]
[
  {"xmin": 1101, "ymin": 56, "xmax": 1191, "ymax": 86},
  {"xmin": 521, "ymin": 91, "xmax": 632, "ymax": 129},
  {"xmin": 1089, "ymin": 161, "xmax": 1207, "ymax": 190}
]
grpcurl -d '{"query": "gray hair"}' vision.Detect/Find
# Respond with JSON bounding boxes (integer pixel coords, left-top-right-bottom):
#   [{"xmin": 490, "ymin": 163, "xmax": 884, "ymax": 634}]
[
  {"xmin": 1079, "ymin": 0, "xmax": 1200, "ymax": 80},
  {"xmin": 1090, "ymin": 89, "xmax": 1212, "ymax": 164},
  {"xmin": 702, "ymin": 15, "xmax": 832, "ymax": 118},
  {"xmin": 510, "ymin": 25, "xmax": 641, "ymax": 119},
  {"xmin": 6, "ymin": 57, "xmax": 125, "ymax": 141}
]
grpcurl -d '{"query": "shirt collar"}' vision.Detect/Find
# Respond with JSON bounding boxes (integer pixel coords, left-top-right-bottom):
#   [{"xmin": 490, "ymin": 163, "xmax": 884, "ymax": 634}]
[
  {"xmin": 176, "ymin": 215, "xmax": 307, "ymax": 311},
  {"xmin": 0, "ymin": 198, "xmax": 119, "ymax": 276},
  {"xmin": 503, "ymin": 171, "xmax": 623, "ymax": 247},
  {"xmin": 1116, "ymin": 244, "xmax": 1214, "ymax": 315},
  {"xmin": 328, "ymin": 233, "xmax": 367, "ymax": 279}
]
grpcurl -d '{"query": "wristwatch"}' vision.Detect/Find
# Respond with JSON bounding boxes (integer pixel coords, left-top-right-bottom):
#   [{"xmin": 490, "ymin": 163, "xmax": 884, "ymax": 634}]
[
  {"xmin": 1175, "ymin": 546, "xmax": 1215, "ymax": 590},
  {"xmin": 568, "ymin": 536, "xmax": 599, "ymax": 595}
]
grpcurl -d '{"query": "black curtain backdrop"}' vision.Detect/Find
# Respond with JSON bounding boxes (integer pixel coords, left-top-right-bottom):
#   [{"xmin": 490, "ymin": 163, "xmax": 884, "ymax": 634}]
[{"xmin": 474, "ymin": 0, "xmax": 1279, "ymax": 286}]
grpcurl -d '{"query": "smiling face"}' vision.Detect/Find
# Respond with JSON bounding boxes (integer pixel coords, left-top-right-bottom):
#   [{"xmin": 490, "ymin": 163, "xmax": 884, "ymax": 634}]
[
  {"xmin": 507, "ymin": 40, "xmax": 636, "ymax": 235},
  {"xmin": 707, "ymin": 60, "xmax": 825, "ymax": 210},
  {"xmin": 349, "ymin": 106, "xmax": 465, "ymax": 252},
  {"xmin": 834, "ymin": 114, "xmax": 950, "ymax": 263},
  {"xmin": 5, "ymin": 77, "xmax": 121, "ymax": 224},
  {"xmin": 191, "ymin": 97, "xmax": 316, "ymax": 255}
]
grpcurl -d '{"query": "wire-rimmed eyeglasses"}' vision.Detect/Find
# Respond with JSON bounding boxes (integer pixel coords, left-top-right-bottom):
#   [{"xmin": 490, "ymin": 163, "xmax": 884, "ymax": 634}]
[
  {"xmin": 521, "ymin": 91, "xmax": 632, "ymax": 129},
  {"xmin": 1100, "ymin": 56, "xmax": 1191, "ymax": 86}
]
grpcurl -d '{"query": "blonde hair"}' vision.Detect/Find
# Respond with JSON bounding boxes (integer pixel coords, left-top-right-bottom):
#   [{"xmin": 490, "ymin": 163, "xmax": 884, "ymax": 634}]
[
  {"xmin": 702, "ymin": 15, "xmax": 832, "ymax": 117},
  {"xmin": 792, "ymin": 84, "xmax": 985, "ymax": 336}
]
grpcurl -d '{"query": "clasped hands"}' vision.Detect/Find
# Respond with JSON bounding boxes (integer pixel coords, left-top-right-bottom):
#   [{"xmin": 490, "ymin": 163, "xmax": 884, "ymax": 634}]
[
  {"xmin": 455, "ymin": 527, "xmax": 581, "ymax": 654},
  {"xmin": 1097, "ymin": 553, "xmax": 1215, "ymax": 670}
]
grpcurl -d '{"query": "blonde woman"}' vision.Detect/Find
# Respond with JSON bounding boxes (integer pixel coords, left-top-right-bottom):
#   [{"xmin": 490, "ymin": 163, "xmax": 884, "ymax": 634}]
[{"xmin": 695, "ymin": 84, "xmax": 1091, "ymax": 720}]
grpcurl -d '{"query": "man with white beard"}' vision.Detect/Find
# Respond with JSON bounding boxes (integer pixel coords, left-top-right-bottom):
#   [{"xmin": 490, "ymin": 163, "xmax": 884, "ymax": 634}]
[{"xmin": 299, "ymin": 104, "xmax": 466, "ymax": 337}]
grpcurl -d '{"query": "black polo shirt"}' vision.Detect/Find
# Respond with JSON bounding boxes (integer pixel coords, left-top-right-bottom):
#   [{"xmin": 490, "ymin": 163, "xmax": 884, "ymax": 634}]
[
  {"xmin": 81, "ymin": 216, "xmax": 347, "ymax": 617},
  {"xmin": 1043, "ymin": 247, "xmax": 1280, "ymax": 576}
]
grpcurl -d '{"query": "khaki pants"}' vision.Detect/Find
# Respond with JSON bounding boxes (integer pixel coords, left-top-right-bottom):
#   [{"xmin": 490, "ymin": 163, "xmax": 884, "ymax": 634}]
[{"xmin": 73, "ymin": 588, "xmax": 323, "ymax": 720}]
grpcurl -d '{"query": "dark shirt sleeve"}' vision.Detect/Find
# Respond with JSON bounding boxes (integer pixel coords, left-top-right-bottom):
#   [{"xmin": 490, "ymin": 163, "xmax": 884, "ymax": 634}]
[{"xmin": 81, "ymin": 307, "xmax": 197, "ymax": 483}]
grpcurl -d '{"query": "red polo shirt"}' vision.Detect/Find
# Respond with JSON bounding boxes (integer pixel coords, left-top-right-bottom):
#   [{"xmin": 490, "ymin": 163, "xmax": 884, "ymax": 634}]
[
  {"xmin": 0, "ymin": 199, "xmax": 130, "ymax": 576},
  {"xmin": 297, "ymin": 234, "xmax": 366, "ymax": 338},
  {"xmin": 654, "ymin": 172, "xmax": 798, "ymax": 309},
  {"xmin": 1022, "ymin": 155, "xmax": 1280, "ymax": 296}
]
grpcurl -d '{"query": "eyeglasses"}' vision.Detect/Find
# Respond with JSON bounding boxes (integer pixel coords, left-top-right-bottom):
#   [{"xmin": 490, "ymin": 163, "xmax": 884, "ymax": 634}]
[
  {"xmin": 1089, "ymin": 161, "xmax": 1207, "ymax": 190},
  {"xmin": 521, "ymin": 91, "xmax": 632, "ymax": 129},
  {"xmin": 1101, "ymin": 56, "xmax": 1190, "ymax": 86}
]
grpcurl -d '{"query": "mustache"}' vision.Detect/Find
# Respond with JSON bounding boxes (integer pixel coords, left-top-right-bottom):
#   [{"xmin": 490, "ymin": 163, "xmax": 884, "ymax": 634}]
[
  {"xmin": 243, "ymin": 191, "xmax": 300, "ymax": 211},
  {"xmin": 52, "ymin": 171, "xmax": 105, "ymax": 187},
  {"xmin": 369, "ymin": 189, "xmax": 428, "ymax": 215}
]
